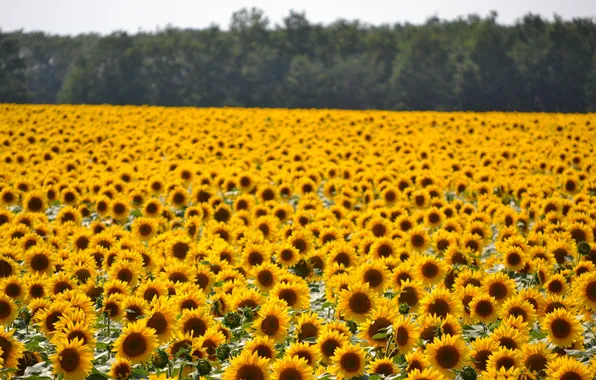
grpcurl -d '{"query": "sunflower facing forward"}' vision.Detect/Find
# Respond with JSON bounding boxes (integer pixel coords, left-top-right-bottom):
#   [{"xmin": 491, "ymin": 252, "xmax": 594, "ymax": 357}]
[
  {"xmin": 425, "ymin": 334, "xmax": 469, "ymax": 378},
  {"xmin": 113, "ymin": 321, "xmax": 159, "ymax": 364},
  {"xmin": 51, "ymin": 338, "xmax": 93, "ymax": 380}
]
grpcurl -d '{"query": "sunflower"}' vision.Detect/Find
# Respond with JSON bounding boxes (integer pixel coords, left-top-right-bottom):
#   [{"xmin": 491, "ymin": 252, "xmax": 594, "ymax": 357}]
[
  {"xmin": 329, "ymin": 344, "xmax": 366, "ymax": 380},
  {"xmin": 0, "ymin": 294, "xmax": 17, "ymax": 326},
  {"xmin": 1, "ymin": 275, "xmax": 25, "ymax": 301},
  {"xmin": 357, "ymin": 305, "xmax": 396, "ymax": 347},
  {"xmin": 296, "ymin": 312, "xmax": 322, "ymax": 343},
  {"xmin": 271, "ymin": 355, "xmax": 314, "ymax": 380},
  {"xmin": 196, "ymin": 328, "xmax": 226, "ymax": 361},
  {"xmin": 35, "ymin": 300, "xmax": 70, "ymax": 337},
  {"xmin": 222, "ymin": 350, "xmax": 270, "ymax": 380},
  {"xmin": 500, "ymin": 297, "xmax": 537, "ymax": 326},
  {"xmin": 367, "ymin": 357, "xmax": 398, "ymax": 376},
  {"xmin": 316, "ymin": 329, "xmax": 349, "ymax": 364},
  {"xmin": 414, "ymin": 254, "xmax": 447, "ymax": 286},
  {"xmin": 109, "ymin": 357, "xmax": 133, "ymax": 380},
  {"xmin": 286, "ymin": 341, "xmax": 321, "ymax": 367},
  {"xmin": 396, "ymin": 279, "xmax": 424, "ymax": 312},
  {"xmin": 114, "ymin": 321, "xmax": 158, "ymax": 364},
  {"xmin": 50, "ymin": 338, "xmax": 93, "ymax": 380},
  {"xmin": 253, "ymin": 302, "xmax": 291, "ymax": 342},
  {"xmin": 469, "ymin": 337, "xmax": 500, "ymax": 373},
  {"xmin": 132, "ymin": 217, "xmax": 158, "ymax": 241},
  {"xmin": 485, "ymin": 347, "xmax": 522, "ymax": 375},
  {"xmin": 251, "ymin": 262, "xmax": 281, "ymax": 291},
  {"xmin": 419, "ymin": 286, "xmax": 461, "ymax": 319},
  {"xmin": 357, "ymin": 260, "xmax": 390, "ymax": 293},
  {"xmin": 544, "ymin": 273, "xmax": 568, "ymax": 295},
  {"xmin": 521, "ymin": 342, "xmax": 555, "ymax": 378},
  {"xmin": 425, "ymin": 334, "xmax": 468, "ymax": 378},
  {"xmin": 275, "ymin": 244, "xmax": 300, "ymax": 268},
  {"xmin": 179, "ymin": 307, "xmax": 214, "ymax": 339},
  {"xmin": 230, "ymin": 287, "xmax": 265, "ymax": 311},
  {"xmin": 547, "ymin": 356, "xmax": 592, "ymax": 380},
  {"xmin": 391, "ymin": 314, "xmax": 419, "ymax": 354},
  {"xmin": 271, "ymin": 281, "xmax": 310, "ymax": 310},
  {"xmin": 109, "ymin": 260, "xmax": 141, "ymax": 288},
  {"xmin": 136, "ymin": 278, "xmax": 168, "ymax": 303},
  {"xmin": 145, "ymin": 299, "xmax": 178, "ymax": 343},
  {"xmin": 337, "ymin": 282, "xmax": 377, "ymax": 323},
  {"xmin": 245, "ymin": 336, "xmax": 277, "ymax": 360},
  {"xmin": 541, "ymin": 308, "xmax": 583, "ymax": 348},
  {"xmin": 122, "ymin": 296, "xmax": 150, "ymax": 323},
  {"xmin": 0, "ymin": 329, "xmax": 23, "ymax": 374},
  {"xmin": 407, "ymin": 226, "xmax": 430, "ymax": 252},
  {"xmin": 406, "ymin": 368, "xmax": 447, "ymax": 380},
  {"xmin": 481, "ymin": 272, "xmax": 516, "ymax": 301},
  {"xmin": 573, "ymin": 271, "xmax": 596, "ymax": 312},
  {"xmin": 52, "ymin": 319, "xmax": 96, "ymax": 347}
]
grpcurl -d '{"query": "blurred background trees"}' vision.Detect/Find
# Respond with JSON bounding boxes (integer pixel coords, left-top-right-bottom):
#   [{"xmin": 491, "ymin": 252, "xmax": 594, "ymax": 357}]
[{"xmin": 2, "ymin": 10, "xmax": 596, "ymax": 111}]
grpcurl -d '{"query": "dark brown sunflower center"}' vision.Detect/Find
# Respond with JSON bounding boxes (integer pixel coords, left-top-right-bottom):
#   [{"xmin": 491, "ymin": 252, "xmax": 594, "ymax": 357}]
[
  {"xmin": 435, "ymin": 345, "xmax": 460, "ymax": 369},
  {"xmin": 374, "ymin": 362, "xmax": 394, "ymax": 376},
  {"xmin": 396, "ymin": 326, "xmax": 410, "ymax": 346},
  {"xmin": 321, "ymin": 340, "xmax": 340, "ymax": 357},
  {"xmin": 411, "ymin": 234, "xmax": 425, "ymax": 248},
  {"xmin": 296, "ymin": 351, "xmax": 312, "ymax": 365},
  {"xmin": 364, "ymin": 269, "xmax": 383, "ymax": 288},
  {"xmin": 349, "ymin": 293, "xmax": 371, "ymax": 314},
  {"xmin": 473, "ymin": 350, "xmax": 491, "ymax": 372},
  {"xmin": 27, "ymin": 197, "xmax": 43, "ymax": 212},
  {"xmin": 0, "ymin": 300, "xmax": 12, "ymax": 319},
  {"xmin": 236, "ymin": 364, "xmax": 264, "ymax": 380},
  {"xmin": 525, "ymin": 354, "xmax": 547, "ymax": 373},
  {"xmin": 67, "ymin": 330, "xmax": 88, "ymax": 345},
  {"xmin": 46, "ymin": 311, "xmax": 63, "ymax": 332},
  {"xmin": 551, "ymin": 318, "xmax": 572, "ymax": 339},
  {"xmin": 372, "ymin": 224, "xmax": 386, "ymax": 237},
  {"xmin": 184, "ymin": 317, "xmax": 207, "ymax": 337},
  {"xmin": 172, "ymin": 242, "xmax": 189, "ymax": 259},
  {"xmin": 147, "ymin": 312, "xmax": 168, "ymax": 335},
  {"xmin": 399, "ymin": 287, "xmax": 419, "ymax": 307},
  {"xmin": 507, "ymin": 252, "xmax": 521, "ymax": 266},
  {"xmin": 122, "ymin": 332, "xmax": 148, "ymax": 358},
  {"xmin": 280, "ymin": 249, "xmax": 294, "ymax": 261},
  {"xmin": 255, "ymin": 345, "xmax": 273, "ymax": 359},
  {"xmin": 428, "ymin": 299, "xmax": 450, "ymax": 318},
  {"xmin": 586, "ymin": 282, "xmax": 596, "ymax": 302},
  {"xmin": 257, "ymin": 271, "xmax": 274, "ymax": 287},
  {"xmin": 488, "ymin": 283, "xmax": 507, "ymax": 300},
  {"xmin": 338, "ymin": 350, "xmax": 363, "ymax": 375},
  {"xmin": 279, "ymin": 368, "xmax": 302, "ymax": 380},
  {"xmin": 496, "ymin": 356, "xmax": 515, "ymax": 370},
  {"xmin": 499, "ymin": 337, "xmax": 517, "ymax": 350},
  {"xmin": 560, "ymin": 373, "xmax": 582, "ymax": 380},
  {"xmin": 298, "ymin": 323, "xmax": 318, "ymax": 341},
  {"xmin": 261, "ymin": 315, "xmax": 280, "ymax": 336},
  {"xmin": 117, "ymin": 269, "xmax": 133, "ymax": 283},
  {"xmin": 421, "ymin": 263, "xmax": 439, "ymax": 279},
  {"xmin": 368, "ymin": 318, "xmax": 391, "ymax": 342},
  {"xmin": 5, "ymin": 283, "xmax": 21, "ymax": 298},
  {"xmin": 279, "ymin": 289, "xmax": 298, "ymax": 307},
  {"xmin": 548, "ymin": 280, "xmax": 563, "ymax": 294},
  {"xmin": 59, "ymin": 348, "xmax": 80, "ymax": 372}
]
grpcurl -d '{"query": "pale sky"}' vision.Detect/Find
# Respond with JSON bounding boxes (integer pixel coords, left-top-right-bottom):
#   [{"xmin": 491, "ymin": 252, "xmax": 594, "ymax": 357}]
[{"xmin": 1, "ymin": 0, "xmax": 595, "ymax": 35}]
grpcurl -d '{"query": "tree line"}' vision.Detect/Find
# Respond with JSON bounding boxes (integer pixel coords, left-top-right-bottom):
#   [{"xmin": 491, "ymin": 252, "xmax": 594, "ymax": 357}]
[{"xmin": 2, "ymin": 9, "xmax": 596, "ymax": 112}]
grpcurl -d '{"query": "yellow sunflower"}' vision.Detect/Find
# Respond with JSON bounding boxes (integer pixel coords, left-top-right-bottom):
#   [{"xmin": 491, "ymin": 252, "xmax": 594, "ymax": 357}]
[
  {"xmin": 329, "ymin": 344, "xmax": 366, "ymax": 380},
  {"xmin": 425, "ymin": 334, "xmax": 469, "ymax": 378},
  {"xmin": 113, "ymin": 321, "xmax": 158, "ymax": 364},
  {"xmin": 51, "ymin": 338, "xmax": 94, "ymax": 380},
  {"xmin": 222, "ymin": 351, "xmax": 270, "ymax": 380}
]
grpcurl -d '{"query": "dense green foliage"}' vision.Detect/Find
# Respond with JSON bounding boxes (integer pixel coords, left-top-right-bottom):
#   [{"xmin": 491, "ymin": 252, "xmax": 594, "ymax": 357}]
[{"xmin": 3, "ymin": 9, "xmax": 596, "ymax": 111}]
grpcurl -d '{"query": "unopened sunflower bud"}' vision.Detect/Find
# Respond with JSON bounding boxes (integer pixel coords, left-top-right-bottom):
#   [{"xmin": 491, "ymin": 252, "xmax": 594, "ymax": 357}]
[
  {"xmin": 196, "ymin": 359, "xmax": 211, "ymax": 375},
  {"xmin": 224, "ymin": 312, "xmax": 241, "ymax": 328}
]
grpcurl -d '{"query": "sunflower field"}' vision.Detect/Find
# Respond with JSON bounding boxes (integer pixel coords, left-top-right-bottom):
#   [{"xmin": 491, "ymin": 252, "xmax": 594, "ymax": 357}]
[{"xmin": 0, "ymin": 104, "xmax": 595, "ymax": 380}]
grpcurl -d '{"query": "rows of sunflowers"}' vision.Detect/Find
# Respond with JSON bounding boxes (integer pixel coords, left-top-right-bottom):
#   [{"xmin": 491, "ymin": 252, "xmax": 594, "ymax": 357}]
[{"xmin": 0, "ymin": 104, "xmax": 595, "ymax": 380}]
